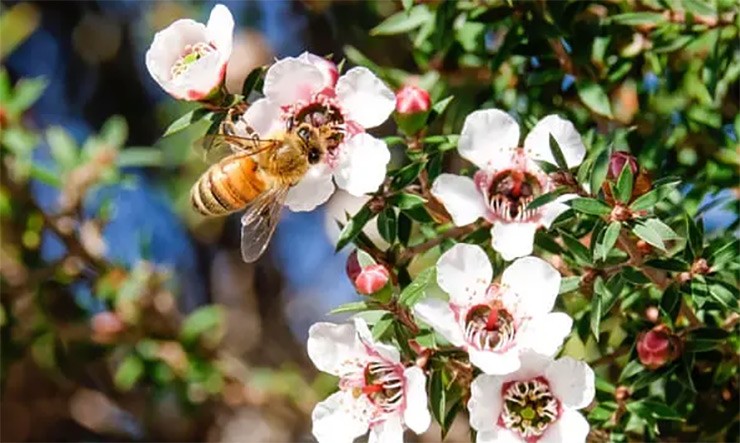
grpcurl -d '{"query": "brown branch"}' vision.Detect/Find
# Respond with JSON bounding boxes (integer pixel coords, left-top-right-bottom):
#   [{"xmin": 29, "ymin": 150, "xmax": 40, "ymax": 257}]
[
  {"xmin": 616, "ymin": 232, "xmax": 669, "ymax": 290},
  {"xmin": 589, "ymin": 346, "xmax": 630, "ymax": 367},
  {"xmin": 398, "ymin": 222, "xmax": 481, "ymax": 263}
]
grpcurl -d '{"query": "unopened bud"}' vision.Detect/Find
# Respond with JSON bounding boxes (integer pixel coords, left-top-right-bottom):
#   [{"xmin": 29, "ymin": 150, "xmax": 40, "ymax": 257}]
[
  {"xmin": 607, "ymin": 151, "xmax": 638, "ymax": 180},
  {"xmin": 645, "ymin": 306, "xmax": 660, "ymax": 323},
  {"xmin": 691, "ymin": 258, "xmax": 710, "ymax": 275},
  {"xmin": 354, "ymin": 264, "xmax": 390, "ymax": 295},
  {"xmin": 615, "ymin": 385, "xmax": 630, "ymax": 402},
  {"xmin": 636, "ymin": 325, "xmax": 680, "ymax": 370},
  {"xmin": 395, "ymin": 85, "xmax": 431, "ymax": 115},
  {"xmin": 91, "ymin": 311, "xmax": 125, "ymax": 344}
]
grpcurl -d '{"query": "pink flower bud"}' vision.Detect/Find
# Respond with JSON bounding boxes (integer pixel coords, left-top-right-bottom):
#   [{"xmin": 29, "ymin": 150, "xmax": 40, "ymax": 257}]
[
  {"xmin": 91, "ymin": 311, "xmax": 125, "ymax": 344},
  {"xmin": 395, "ymin": 85, "xmax": 431, "ymax": 115},
  {"xmin": 346, "ymin": 250, "xmax": 362, "ymax": 282},
  {"xmin": 354, "ymin": 264, "xmax": 390, "ymax": 295},
  {"xmin": 637, "ymin": 325, "xmax": 679, "ymax": 370},
  {"xmin": 607, "ymin": 151, "xmax": 638, "ymax": 180}
]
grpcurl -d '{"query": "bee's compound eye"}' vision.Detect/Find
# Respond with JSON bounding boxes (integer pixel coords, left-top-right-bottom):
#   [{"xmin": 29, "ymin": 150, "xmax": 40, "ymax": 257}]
[
  {"xmin": 308, "ymin": 148, "xmax": 321, "ymax": 164},
  {"xmin": 297, "ymin": 126, "xmax": 310, "ymax": 141}
]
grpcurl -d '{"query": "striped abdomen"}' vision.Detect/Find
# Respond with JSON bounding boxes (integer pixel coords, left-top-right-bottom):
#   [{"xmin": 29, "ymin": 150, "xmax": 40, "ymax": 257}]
[{"xmin": 191, "ymin": 154, "xmax": 267, "ymax": 216}]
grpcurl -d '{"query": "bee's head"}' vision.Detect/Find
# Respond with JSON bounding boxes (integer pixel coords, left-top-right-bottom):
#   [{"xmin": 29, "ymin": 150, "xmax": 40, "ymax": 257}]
[{"xmin": 295, "ymin": 123, "xmax": 323, "ymax": 165}]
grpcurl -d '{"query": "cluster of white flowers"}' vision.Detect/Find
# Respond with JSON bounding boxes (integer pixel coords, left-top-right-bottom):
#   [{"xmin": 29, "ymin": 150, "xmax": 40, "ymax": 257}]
[
  {"xmin": 147, "ymin": 6, "xmax": 595, "ymax": 443},
  {"xmin": 146, "ymin": 4, "xmax": 395, "ymax": 214}
]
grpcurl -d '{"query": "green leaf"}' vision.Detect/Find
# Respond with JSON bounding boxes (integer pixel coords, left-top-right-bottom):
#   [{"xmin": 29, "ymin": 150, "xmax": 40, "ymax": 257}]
[
  {"xmin": 626, "ymin": 400, "xmax": 683, "ymax": 421},
  {"xmin": 399, "ymin": 267, "xmax": 436, "ymax": 307},
  {"xmin": 600, "ymin": 221, "xmax": 622, "ymax": 261},
  {"xmin": 561, "ymin": 231, "xmax": 592, "ymax": 264},
  {"xmin": 397, "ymin": 212, "xmax": 412, "ymax": 246},
  {"xmin": 590, "ymin": 148, "xmax": 611, "ymax": 196},
  {"xmin": 610, "ymin": 12, "xmax": 666, "ymax": 25},
  {"xmin": 329, "ymin": 301, "xmax": 369, "ymax": 315},
  {"xmin": 377, "ymin": 207, "xmax": 397, "ymax": 244},
  {"xmin": 370, "ymin": 5, "xmax": 432, "ymax": 35},
  {"xmin": 372, "ymin": 314, "xmax": 395, "ymax": 340},
  {"xmin": 710, "ymin": 239, "xmax": 738, "ymax": 269},
  {"xmin": 114, "ymin": 354, "xmax": 144, "ymax": 391},
  {"xmin": 644, "ymin": 219, "xmax": 680, "ymax": 241},
  {"xmin": 355, "ymin": 249, "xmax": 377, "ymax": 268},
  {"xmin": 705, "ymin": 278, "xmax": 739, "ymax": 310},
  {"xmin": 8, "ymin": 77, "xmax": 47, "ymax": 113},
  {"xmin": 46, "ymin": 126, "xmax": 78, "ymax": 172},
  {"xmin": 100, "ymin": 115, "xmax": 128, "ymax": 148},
  {"xmin": 686, "ymin": 327, "xmax": 731, "ymax": 353},
  {"xmin": 427, "ymin": 95, "xmax": 455, "ymax": 124},
  {"xmin": 644, "ymin": 258, "xmax": 689, "ymax": 271},
  {"xmin": 335, "ymin": 205, "xmax": 374, "ymax": 251},
  {"xmin": 629, "ymin": 178, "xmax": 680, "ymax": 211},
  {"xmin": 570, "ymin": 197, "xmax": 612, "ymax": 216},
  {"xmin": 685, "ymin": 214, "xmax": 704, "ymax": 259},
  {"xmin": 660, "ymin": 285, "xmax": 682, "ymax": 321},
  {"xmin": 526, "ymin": 187, "xmax": 568, "ymax": 211},
  {"xmin": 590, "ymin": 277, "xmax": 604, "ymax": 340},
  {"xmin": 117, "ymin": 148, "xmax": 164, "ymax": 168},
  {"xmin": 180, "ymin": 305, "xmax": 224, "ymax": 345},
  {"xmin": 614, "ymin": 162, "xmax": 634, "ymax": 203},
  {"xmin": 632, "ymin": 222, "xmax": 666, "ymax": 251},
  {"xmin": 391, "ymin": 161, "xmax": 425, "ymax": 190},
  {"xmin": 548, "ymin": 134, "xmax": 569, "ymax": 170},
  {"xmin": 559, "ymin": 276, "xmax": 581, "ymax": 294},
  {"xmin": 29, "ymin": 164, "xmax": 62, "ymax": 187},
  {"xmin": 430, "ymin": 369, "xmax": 447, "ymax": 426},
  {"xmin": 387, "ymin": 193, "xmax": 426, "ymax": 210},
  {"xmin": 241, "ymin": 65, "xmax": 267, "ymax": 97},
  {"xmin": 577, "ymin": 80, "xmax": 613, "ymax": 118},
  {"xmin": 162, "ymin": 108, "xmax": 213, "ymax": 137}
]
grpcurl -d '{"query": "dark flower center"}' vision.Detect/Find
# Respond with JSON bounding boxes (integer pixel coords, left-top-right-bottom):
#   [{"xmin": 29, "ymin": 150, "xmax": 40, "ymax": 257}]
[
  {"xmin": 488, "ymin": 169, "xmax": 543, "ymax": 221},
  {"xmin": 288, "ymin": 103, "xmax": 345, "ymax": 151},
  {"xmin": 500, "ymin": 377, "xmax": 560, "ymax": 440},
  {"xmin": 464, "ymin": 303, "xmax": 515, "ymax": 351},
  {"xmin": 360, "ymin": 360, "xmax": 404, "ymax": 413}
]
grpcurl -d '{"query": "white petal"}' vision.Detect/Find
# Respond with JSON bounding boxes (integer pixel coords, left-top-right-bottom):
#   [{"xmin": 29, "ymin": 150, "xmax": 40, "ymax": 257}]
[
  {"xmin": 501, "ymin": 256, "xmax": 561, "ymax": 316},
  {"xmin": 431, "ymin": 174, "xmax": 487, "ymax": 227},
  {"xmin": 334, "ymin": 134, "xmax": 390, "ymax": 196},
  {"xmin": 524, "ymin": 115, "xmax": 585, "ymax": 169},
  {"xmin": 539, "ymin": 409, "xmax": 590, "ymax": 443},
  {"xmin": 516, "ymin": 313, "xmax": 572, "ymax": 356},
  {"xmin": 403, "ymin": 367, "xmax": 431, "ymax": 434},
  {"xmin": 469, "ymin": 349, "xmax": 521, "ymax": 375},
  {"xmin": 477, "ymin": 428, "xmax": 522, "ymax": 443},
  {"xmin": 172, "ymin": 51, "xmax": 226, "ymax": 100},
  {"xmin": 413, "ymin": 299, "xmax": 466, "ymax": 347},
  {"xmin": 336, "ymin": 67, "xmax": 396, "ymax": 129},
  {"xmin": 490, "ymin": 222, "xmax": 538, "ymax": 261},
  {"xmin": 307, "ymin": 322, "xmax": 359, "ymax": 375},
  {"xmin": 540, "ymin": 194, "xmax": 576, "ymax": 228},
  {"xmin": 369, "ymin": 414, "xmax": 403, "ymax": 443},
  {"xmin": 501, "ymin": 350, "xmax": 551, "ymax": 384},
  {"xmin": 206, "ymin": 4, "xmax": 234, "ymax": 60},
  {"xmin": 145, "ymin": 19, "xmax": 207, "ymax": 98},
  {"xmin": 436, "ymin": 243, "xmax": 492, "ymax": 306},
  {"xmin": 298, "ymin": 52, "xmax": 339, "ymax": 87},
  {"xmin": 240, "ymin": 98, "xmax": 283, "ymax": 137},
  {"xmin": 468, "ymin": 374, "xmax": 504, "ymax": 432},
  {"xmin": 264, "ymin": 57, "xmax": 325, "ymax": 106},
  {"xmin": 545, "ymin": 357, "xmax": 595, "ymax": 410},
  {"xmin": 285, "ymin": 164, "xmax": 336, "ymax": 212},
  {"xmin": 458, "ymin": 109, "xmax": 520, "ymax": 171},
  {"xmin": 312, "ymin": 391, "xmax": 370, "ymax": 443},
  {"xmin": 354, "ymin": 317, "xmax": 400, "ymax": 363}
]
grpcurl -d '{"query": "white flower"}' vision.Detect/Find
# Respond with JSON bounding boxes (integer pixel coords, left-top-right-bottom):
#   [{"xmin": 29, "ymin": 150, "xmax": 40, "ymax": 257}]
[
  {"xmin": 240, "ymin": 52, "xmax": 396, "ymax": 212},
  {"xmin": 468, "ymin": 352, "xmax": 595, "ymax": 443},
  {"xmin": 431, "ymin": 109, "xmax": 586, "ymax": 260},
  {"xmin": 308, "ymin": 318, "xmax": 431, "ymax": 443},
  {"xmin": 413, "ymin": 243, "xmax": 572, "ymax": 375},
  {"xmin": 145, "ymin": 4, "xmax": 234, "ymax": 100}
]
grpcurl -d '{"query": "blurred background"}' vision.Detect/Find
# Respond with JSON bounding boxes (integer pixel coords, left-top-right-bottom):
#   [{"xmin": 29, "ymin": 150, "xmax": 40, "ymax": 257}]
[{"xmin": 1, "ymin": 0, "xmax": 737, "ymax": 441}]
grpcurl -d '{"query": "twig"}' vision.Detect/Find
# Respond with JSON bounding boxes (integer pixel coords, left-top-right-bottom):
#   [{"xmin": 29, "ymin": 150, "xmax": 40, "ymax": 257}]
[
  {"xmin": 398, "ymin": 222, "xmax": 481, "ymax": 263},
  {"xmin": 616, "ymin": 232, "xmax": 669, "ymax": 290},
  {"xmin": 590, "ymin": 346, "xmax": 630, "ymax": 367}
]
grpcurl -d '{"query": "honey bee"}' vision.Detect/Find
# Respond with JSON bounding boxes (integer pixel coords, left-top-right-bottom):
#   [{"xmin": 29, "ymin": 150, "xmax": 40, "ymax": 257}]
[{"xmin": 191, "ymin": 106, "xmax": 344, "ymax": 262}]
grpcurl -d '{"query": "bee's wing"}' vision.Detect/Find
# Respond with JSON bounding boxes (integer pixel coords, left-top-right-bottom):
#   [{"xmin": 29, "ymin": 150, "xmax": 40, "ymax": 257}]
[
  {"xmin": 239, "ymin": 184, "xmax": 289, "ymax": 263},
  {"xmin": 195, "ymin": 134, "xmax": 283, "ymax": 164}
]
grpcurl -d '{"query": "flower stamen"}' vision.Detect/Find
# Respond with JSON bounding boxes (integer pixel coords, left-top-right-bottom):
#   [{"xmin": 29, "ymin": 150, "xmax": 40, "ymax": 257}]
[
  {"xmin": 170, "ymin": 42, "xmax": 217, "ymax": 78},
  {"xmin": 464, "ymin": 303, "xmax": 516, "ymax": 351},
  {"xmin": 500, "ymin": 377, "xmax": 560, "ymax": 441}
]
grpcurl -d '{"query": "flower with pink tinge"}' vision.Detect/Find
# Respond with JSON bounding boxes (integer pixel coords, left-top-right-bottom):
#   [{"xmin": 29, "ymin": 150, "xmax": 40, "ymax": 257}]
[
  {"xmin": 431, "ymin": 109, "xmax": 586, "ymax": 260},
  {"xmin": 238, "ymin": 52, "xmax": 396, "ymax": 212},
  {"xmin": 413, "ymin": 244, "xmax": 572, "ymax": 375},
  {"xmin": 395, "ymin": 85, "xmax": 431, "ymax": 114},
  {"xmin": 637, "ymin": 325, "xmax": 680, "ymax": 370},
  {"xmin": 146, "ymin": 4, "xmax": 234, "ymax": 101},
  {"xmin": 468, "ymin": 352, "xmax": 595, "ymax": 443},
  {"xmin": 607, "ymin": 151, "xmax": 638, "ymax": 180},
  {"xmin": 308, "ymin": 318, "xmax": 431, "ymax": 443}
]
